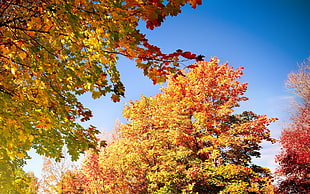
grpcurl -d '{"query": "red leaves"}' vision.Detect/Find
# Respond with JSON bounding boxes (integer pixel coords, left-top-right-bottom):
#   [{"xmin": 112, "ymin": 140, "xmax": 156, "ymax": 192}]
[
  {"xmin": 186, "ymin": 63, "xmax": 199, "ymax": 69},
  {"xmin": 111, "ymin": 94, "xmax": 121, "ymax": 102},
  {"xmin": 182, "ymin": 51, "xmax": 196, "ymax": 59},
  {"xmin": 275, "ymin": 61, "xmax": 310, "ymax": 193},
  {"xmin": 190, "ymin": 0, "xmax": 203, "ymax": 9},
  {"xmin": 172, "ymin": 50, "xmax": 204, "ymax": 61},
  {"xmin": 136, "ymin": 41, "xmax": 205, "ymax": 84},
  {"xmin": 146, "ymin": 19, "xmax": 163, "ymax": 30},
  {"xmin": 143, "ymin": 41, "xmax": 161, "ymax": 53}
]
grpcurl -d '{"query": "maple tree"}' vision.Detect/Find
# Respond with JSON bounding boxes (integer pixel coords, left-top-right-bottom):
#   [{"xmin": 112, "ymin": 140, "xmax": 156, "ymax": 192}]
[
  {"xmin": 275, "ymin": 60, "xmax": 310, "ymax": 193},
  {"xmin": 0, "ymin": 0, "xmax": 203, "ymax": 187},
  {"xmin": 60, "ymin": 58, "xmax": 277, "ymax": 193}
]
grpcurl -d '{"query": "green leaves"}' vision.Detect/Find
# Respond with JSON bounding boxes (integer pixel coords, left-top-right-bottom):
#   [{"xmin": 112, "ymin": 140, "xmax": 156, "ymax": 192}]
[{"xmin": 0, "ymin": 0, "xmax": 204, "ymax": 190}]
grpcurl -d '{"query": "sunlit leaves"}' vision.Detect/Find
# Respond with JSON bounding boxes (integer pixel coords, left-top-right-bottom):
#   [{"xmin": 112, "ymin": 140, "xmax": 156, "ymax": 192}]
[
  {"xmin": 112, "ymin": 59, "xmax": 277, "ymax": 193},
  {"xmin": 61, "ymin": 59, "xmax": 277, "ymax": 193},
  {"xmin": 0, "ymin": 0, "xmax": 202, "ymax": 187}
]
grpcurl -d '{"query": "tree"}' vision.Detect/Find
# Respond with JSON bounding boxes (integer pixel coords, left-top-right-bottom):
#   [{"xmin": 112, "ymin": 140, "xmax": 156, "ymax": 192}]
[
  {"xmin": 39, "ymin": 148, "xmax": 77, "ymax": 193},
  {"xmin": 0, "ymin": 0, "xmax": 203, "ymax": 187},
  {"xmin": 63, "ymin": 58, "xmax": 277, "ymax": 193},
  {"xmin": 275, "ymin": 59, "xmax": 310, "ymax": 193},
  {"xmin": 56, "ymin": 148, "xmax": 106, "ymax": 193},
  {"xmin": 55, "ymin": 130, "xmax": 124, "ymax": 193},
  {"xmin": 56, "ymin": 170, "xmax": 85, "ymax": 193},
  {"xmin": 0, "ymin": 165, "xmax": 38, "ymax": 193}
]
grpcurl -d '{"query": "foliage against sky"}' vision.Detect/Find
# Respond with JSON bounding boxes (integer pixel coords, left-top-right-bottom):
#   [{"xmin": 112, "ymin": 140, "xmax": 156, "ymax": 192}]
[
  {"xmin": 0, "ymin": 0, "xmax": 203, "ymax": 190},
  {"xmin": 39, "ymin": 149, "xmax": 77, "ymax": 193},
  {"xmin": 276, "ymin": 59, "xmax": 310, "ymax": 193},
  {"xmin": 56, "ymin": 59, "xmax": 277, "ymax": 193}
]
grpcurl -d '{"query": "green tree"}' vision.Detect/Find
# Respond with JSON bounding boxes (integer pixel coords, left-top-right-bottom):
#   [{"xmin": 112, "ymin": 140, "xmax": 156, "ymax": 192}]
[
  {"xmin": 0, "ymin": 0, "xmax": 202, "ymax": 189},
  {"xmin": 0, "ymin": 165, "xmax": 38, "ymax": 194}
]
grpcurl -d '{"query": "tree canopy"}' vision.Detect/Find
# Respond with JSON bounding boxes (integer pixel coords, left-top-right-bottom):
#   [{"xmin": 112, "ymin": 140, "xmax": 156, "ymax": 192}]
[
  {"xmin": 276, "ymin": 59, "xmax": 310, "ymax": 193},
  {"xmin": 0, "ymin": 0, "xmax": 202, "ymax": 189},
  {"xmin": 57, "ymin": 58, "xmax": 277, "ymax": 193}
]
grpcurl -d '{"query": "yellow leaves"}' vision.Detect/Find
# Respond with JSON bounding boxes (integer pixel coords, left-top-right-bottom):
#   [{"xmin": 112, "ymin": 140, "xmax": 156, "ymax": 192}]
[
  {"xmin": 28, "ymin": 135, "xmax": 34, "ymax": 142},
  {"xmin": 17, "ymin": 152, "xmax": 25, "ymax": 159},
  {"xmin": 47, "ymin": 57, "xmax": 277, "ymax": 193},
  {"xmin": 99, "ymin": 56, "xmax": 112, "ymax": 65},
  {"xmin": 0, "ymin": 0, "xmax": 278, "ymax": 191},
  {"xmin": 111, "ymin": 59, "xmax": 275, "ymax": 192},
  {"xmin": 19, "ymin": 134, "xmax": 28, "ymax": 143},
  {"xmin": 18, "ymin": 51, "xmax": 27, "ymax": 60},
  {"xmin": 84, "ymin": 82, "xmax": 92, "ymax": 90},
  {"xmin": 222, "ymin": 180, "xmax": 249, "ymax": 193},
  {"xmin": 10, "ymin": 68, "xmax": 17, "ymax": 76},
  {"xmin": 0, "ymin": 0, "xmax": 197, "ymax": 191},
  {"xmin": 6, "ymin": 152, "xmax": 16, "ymax": 160}
]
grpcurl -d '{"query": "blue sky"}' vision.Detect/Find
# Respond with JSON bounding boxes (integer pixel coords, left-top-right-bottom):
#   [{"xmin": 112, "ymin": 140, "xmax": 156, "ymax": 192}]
[{"xmin": 25, "ymin": 0, "xmax": 310, "ymax": 178}]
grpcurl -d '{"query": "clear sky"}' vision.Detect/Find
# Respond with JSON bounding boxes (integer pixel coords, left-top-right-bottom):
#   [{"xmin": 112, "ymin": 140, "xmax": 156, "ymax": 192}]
[{"xmin": 24, "ymin": 0, "xmax": 310, "ymax": 178}]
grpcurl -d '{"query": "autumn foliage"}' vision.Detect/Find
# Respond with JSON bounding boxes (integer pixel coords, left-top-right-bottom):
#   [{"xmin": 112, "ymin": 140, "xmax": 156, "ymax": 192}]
[
  {"xmin": 57, "ymin": 58, "xmax": 277, "ymax": 193},
  {"xmin": 275, "ymin": 60, "xmax": 310, "ymax": 193},
  {"xmin": 0, "ymin": 0, "xmax": 203, "ymax": 189}
]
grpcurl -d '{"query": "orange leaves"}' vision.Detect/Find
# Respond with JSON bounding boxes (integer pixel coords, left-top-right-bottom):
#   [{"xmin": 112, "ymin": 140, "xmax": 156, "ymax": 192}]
[
  {"xmin": 53, "ymin": 58, "xmax": 277, "ymax": 193},
  {"xmin": 111, "ymin": 94, "xmax": 121, "ymax": 102},
  {"xmin": 1, "ymin": 0, "xmax": 205, "ymax": 190},
  {"xmin": 182, "ymin": 51, "xmax": 196, "ymax": 59},
  {"xmin": 187, "ymin": 166, "xmax": 201, "ymax": 178},
  {"xmin": 64, "ymin": 58, "xmax": 276, "ymax": 193},
  {"xmin": 190, "ymin": 0, "xmax": 203, "ymax": 9}
]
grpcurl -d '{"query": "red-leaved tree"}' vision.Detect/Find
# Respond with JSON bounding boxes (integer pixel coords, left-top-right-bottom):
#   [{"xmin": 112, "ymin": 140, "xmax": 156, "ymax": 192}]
[{"xmin": 275, "ymin": 59, "xmax": 310, "ymax": 193}]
